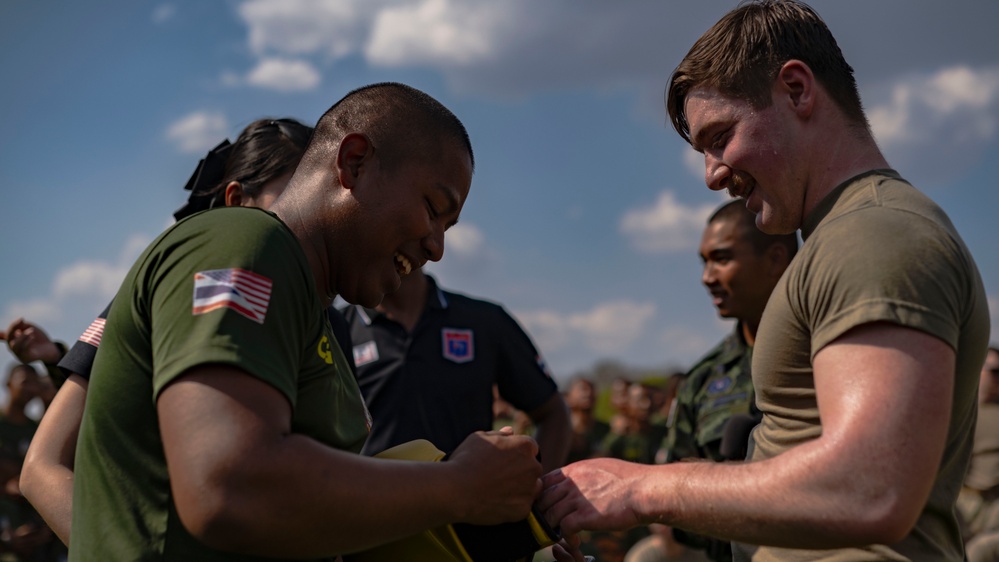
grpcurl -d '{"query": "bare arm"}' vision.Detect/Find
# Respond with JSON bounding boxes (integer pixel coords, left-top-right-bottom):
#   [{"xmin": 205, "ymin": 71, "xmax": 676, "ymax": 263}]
[
  {"xmin": 540, "ymin": 323, "xmax": 953, "ymax": 549},
  {"xmin": 160, "ymin": 364, "xmax": 543, "ymax": 557},
  {"xmin": 20, "ymin": 374, "xmax": 89, "ymax": 546},
  {"xmin": 529, "ymin": 392, "xmax": 572, "ymax": 473}
]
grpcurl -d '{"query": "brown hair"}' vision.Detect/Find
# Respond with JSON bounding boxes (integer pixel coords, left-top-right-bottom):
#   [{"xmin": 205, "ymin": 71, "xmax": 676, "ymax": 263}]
[{"xmin": 666, "ymin": 0, "xmax": 866, "ymax": 144}]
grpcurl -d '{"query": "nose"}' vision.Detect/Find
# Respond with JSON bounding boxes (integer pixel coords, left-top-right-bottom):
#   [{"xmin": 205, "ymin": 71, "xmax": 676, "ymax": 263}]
[
  {"xmin": 423, "ymin": 223, "xmax": 445, "ymax": 263},
  {"xmin": 702, "ymin": 261, "xmax": 717, "ymax": 287},
  {"xmin": 704, "ymin": 152, "xmax": 730, "ymax": 192}
]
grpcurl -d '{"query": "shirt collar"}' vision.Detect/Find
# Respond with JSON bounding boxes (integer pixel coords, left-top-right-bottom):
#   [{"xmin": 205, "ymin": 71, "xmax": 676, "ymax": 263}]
[{"xmin": 353, "ymin": 273, "xmax": 448, "ymax": 326}]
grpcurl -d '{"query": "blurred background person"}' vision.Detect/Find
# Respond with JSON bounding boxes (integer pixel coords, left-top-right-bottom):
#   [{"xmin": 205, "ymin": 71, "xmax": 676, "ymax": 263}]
[
  {"xmin": 960, "ymin": 345, "xmax": 999, "ymax": 562},
  {"xmin": 342, "ymin": 268, "xmax": 570, "ymax": 472}
]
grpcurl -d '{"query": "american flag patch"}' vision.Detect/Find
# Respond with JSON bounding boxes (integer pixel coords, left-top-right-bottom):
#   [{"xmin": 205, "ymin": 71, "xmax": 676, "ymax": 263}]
[
  {"xmin": 192, "ymin": 268, "xmax": 273, "ymax": 324},
  {"xmin": 79, "ymin": 317, "xmax": 106, "ymax": 348}
]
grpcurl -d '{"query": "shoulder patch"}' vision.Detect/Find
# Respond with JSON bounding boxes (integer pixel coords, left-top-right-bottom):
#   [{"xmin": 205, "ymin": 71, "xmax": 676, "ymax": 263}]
[
  {"xmin": 192, "ymin": 268, "xmax": 272, "ymax": 324},
  {"xmin": 442, "ymin": 328, "xmax": 474, "ymax": 363},
  {"xmin": 79, "ymin": 317, "xmax": 106, "ymax": 348},
  {"xmin": 707, "ymin": 377, "xmax": 732, "ymax": 394}
]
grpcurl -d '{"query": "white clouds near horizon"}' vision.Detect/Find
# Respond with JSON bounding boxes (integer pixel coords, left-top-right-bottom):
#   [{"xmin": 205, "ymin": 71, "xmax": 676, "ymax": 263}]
[
  {"xmin": 619, "ymin": 191, "xmax": 716, "ymax": 254},
  {"xmin": 868, "ymin": 65, "xmax": 999, "ymax": 185},
  {"xmin": 165, "ymin": 111, "xmax": 230, "ymax": 155},
  {"xmin": 2, "ymin": 235, "xmax": 150, "ymax": 337},
  {"xmin": 515, "ymin": 300, "xmax": 657, "ymax": 357}
]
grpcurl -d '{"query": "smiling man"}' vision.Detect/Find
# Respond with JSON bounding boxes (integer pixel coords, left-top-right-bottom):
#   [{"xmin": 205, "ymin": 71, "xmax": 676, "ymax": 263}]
[
  {"xmin": 70, "ymin": 83, "xmax": 544, "ymax": 561},
  {"xmin": 645, "ymin": 200, "xmax": 795, "ymax": 561},
  {"xmin": 540, "ymin": 2, "xmax": 991, "ymax": 561}
]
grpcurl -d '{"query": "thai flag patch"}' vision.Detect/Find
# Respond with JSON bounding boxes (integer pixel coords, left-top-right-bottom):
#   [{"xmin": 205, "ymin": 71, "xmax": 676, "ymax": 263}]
[
  {"xmin": 192, "ymin": 268, "xmax": 273, "ymax": 324},
  {"xmin": 442, "ymin": 328, "xmax": 474, "ymax": 363}
]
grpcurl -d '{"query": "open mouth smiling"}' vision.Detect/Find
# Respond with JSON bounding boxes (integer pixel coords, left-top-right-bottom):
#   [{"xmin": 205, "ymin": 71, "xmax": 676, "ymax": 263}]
[{"xmin": 394, "ymin": 253, "xmax": 414, "ymax": 276}]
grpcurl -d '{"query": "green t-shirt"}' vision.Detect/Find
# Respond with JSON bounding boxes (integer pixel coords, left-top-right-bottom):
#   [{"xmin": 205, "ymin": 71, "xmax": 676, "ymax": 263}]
[
  {"xmin": 70, "ymin": 207, "xmax": 370, "ymax": 561},
  {"xmin": 747, "ymin": 170, "xmax": 991, "ymax": 561}
]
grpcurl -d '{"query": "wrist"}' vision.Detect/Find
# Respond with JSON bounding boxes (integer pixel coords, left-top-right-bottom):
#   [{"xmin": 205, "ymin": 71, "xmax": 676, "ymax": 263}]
[
  {"xmin": 42, "ymin": 341, "xmax": 69, "ymax": 388},
  {"xmin": 41, "ymin": 341, "xmax": 67, "ymax": 365}
]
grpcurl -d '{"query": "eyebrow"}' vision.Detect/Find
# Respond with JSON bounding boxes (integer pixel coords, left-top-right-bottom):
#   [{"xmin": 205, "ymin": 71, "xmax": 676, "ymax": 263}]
[
  {"xmin": 690, "ymin": 122, "xmax": 719, "ymax": 154},
  {"xmin": 434, "ymin": 183, "xmax": 463, "ymax": 229}
]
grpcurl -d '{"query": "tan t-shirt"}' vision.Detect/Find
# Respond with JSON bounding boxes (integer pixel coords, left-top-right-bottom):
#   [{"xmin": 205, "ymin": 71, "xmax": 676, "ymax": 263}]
[{"xmin": 746, "ymin": 170, "xmax": 991, "ymax": 561}]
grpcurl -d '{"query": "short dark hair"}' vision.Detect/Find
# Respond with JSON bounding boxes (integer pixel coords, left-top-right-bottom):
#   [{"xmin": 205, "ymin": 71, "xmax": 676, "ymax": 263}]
[
  {"xmin": 708, "ymin": 199, "xmax": 798, "ymax": 260},
  {"xmin": 667, "ymin": 0, "xmax": 866, "ymax": 144},
  {"xmin": 305, "ymin": 82, "xmax": 474, "ymax": 176}
]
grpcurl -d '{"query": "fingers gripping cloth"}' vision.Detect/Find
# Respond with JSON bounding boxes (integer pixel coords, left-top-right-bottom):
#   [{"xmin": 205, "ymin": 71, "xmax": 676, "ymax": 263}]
[{"xmin": 344, "ymin": 440, "xmax": 560, "ymax": 562}]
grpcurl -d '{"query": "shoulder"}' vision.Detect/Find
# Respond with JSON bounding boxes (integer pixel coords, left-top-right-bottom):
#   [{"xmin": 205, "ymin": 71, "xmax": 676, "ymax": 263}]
[
  {"xmin": 685, "ymin": 335, "xmax": 731, "ymax": 379},
  {"xmin": 442, "ymin": 288, "xmax": 504, "ymax": 315},
  {"xmin": 173, "ymin": 207, "xmax": 292, "ymax": 246}
]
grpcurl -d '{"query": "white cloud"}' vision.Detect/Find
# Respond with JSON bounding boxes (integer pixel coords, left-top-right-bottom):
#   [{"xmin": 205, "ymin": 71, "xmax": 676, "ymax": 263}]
[
  {"xmin": 444, "ymin": 222, "xmax": 484, "ymax": 258},
  {"xmin": 231, "ymin": 0, "xmax": 720, "ymax": 97},
  {"xmin": 151, "ymin": 4, "xmax": 176, "ymax": 24},
  {"xmin": 657, "ymin": 325, "xmax": 717, "ymax": 364},
  {"xmin": 245, "ymin": 58, "xmax": 321, "ymax": 92},
  {"xmin": 2, "ymin": 234, "xmax": 150, "ymax": 338},
  {"xmin": 867, "ymin": 65, "xmax": 999, "ymax": 183},
  {"xmin": 367, "ymin": 0, "xmax": 512, "ymax": 66},
  {"xmin": 239, "ymin": 0, "xmax": 380, "ymax": 58},
  {"xmin": 426, "ymin": 221, "xmax": 497, "ymax": 284},
  {"xmin": 683, "ymin": 147, "xmax": 704, "ymax": 181},
  {"xmin": 514, "ymin": 300, "xmax": 656, "ymax": 356},
  {"xmin": 870, "ymin": 65, "xmax": 999, "ymax": 147},
  {"xmin": 165, "ymin": 111, "xmax": 229, "ymax": 155},
  {"xmin": 619, "ymin": 190, "xmax": 716, "ymax": 254},
  {"xmin": 230, "ymin": 1, "xmax": 999, "ymax": 103}
]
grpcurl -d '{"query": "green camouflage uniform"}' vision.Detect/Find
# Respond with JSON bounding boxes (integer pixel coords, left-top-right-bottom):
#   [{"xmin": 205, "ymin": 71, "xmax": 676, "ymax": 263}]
[
  {"xmin": 665, "ymin": 324, "xmax": 755, "ymax": 463},
  {"xmin": 664, "ymin": 324, "xmax": 756, "ymax": 562}
]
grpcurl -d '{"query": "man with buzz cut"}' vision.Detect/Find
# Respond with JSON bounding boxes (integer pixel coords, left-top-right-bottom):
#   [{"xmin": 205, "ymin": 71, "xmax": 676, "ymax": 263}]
[
  {"xmin": 70, "ymin": 82, "xmax": 544, "ymax": 561},
  {"xmin": 540, "ymin": 2, "xmax": 990, "ymax": 561}
]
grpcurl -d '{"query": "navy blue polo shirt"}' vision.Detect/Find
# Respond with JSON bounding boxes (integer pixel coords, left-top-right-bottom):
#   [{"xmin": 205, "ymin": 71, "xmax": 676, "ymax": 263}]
[{"xmin": 342, "ymin": 275, "xmax": 557, "ymax": 456}]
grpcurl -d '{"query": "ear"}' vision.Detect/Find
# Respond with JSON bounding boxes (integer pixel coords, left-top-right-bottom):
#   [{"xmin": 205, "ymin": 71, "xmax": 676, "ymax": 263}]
[
  {"xmin": 224, "ymin": 181, "xmax": 244, "ymax": 207},
  {"xmin": 336, "ymin": 132, "xmax": 375, "ymax": 191},
  {"xmin": 775, "ymin": 60, "xmax": 815, "ymax": 119}
]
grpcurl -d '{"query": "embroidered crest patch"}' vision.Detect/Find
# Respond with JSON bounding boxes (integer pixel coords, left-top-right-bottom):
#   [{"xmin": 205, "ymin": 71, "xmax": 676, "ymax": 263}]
[
  {"xmin": 707, "ymin": 377, "xmax": 733, "ymax": 394},
  {"xmin": 442, "ymin": 328, "xmax": 474, "ymax": 363}
]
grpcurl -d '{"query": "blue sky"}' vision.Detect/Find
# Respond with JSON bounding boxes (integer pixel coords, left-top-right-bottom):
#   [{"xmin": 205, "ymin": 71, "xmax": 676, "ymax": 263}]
[{"xmin": 2, "ymin": 0, "xmax": 997, "ymax": 388}]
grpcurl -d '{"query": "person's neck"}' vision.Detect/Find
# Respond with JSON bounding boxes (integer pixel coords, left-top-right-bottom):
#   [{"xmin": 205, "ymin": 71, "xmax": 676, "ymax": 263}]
[
  {"xmin": 741, "ymin": 318, "xmax": 759, "ymax": 347},
  {"xmin": 800, "ymin": 119, "xmax": 891, "ymax": 222},
  {"xmin": 271, "ymin": 180, "xmax": 339, "ymax": 307},
  {"xmin": 378, "ymin": 272, "xmax": 429, "ymax": 332}
]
